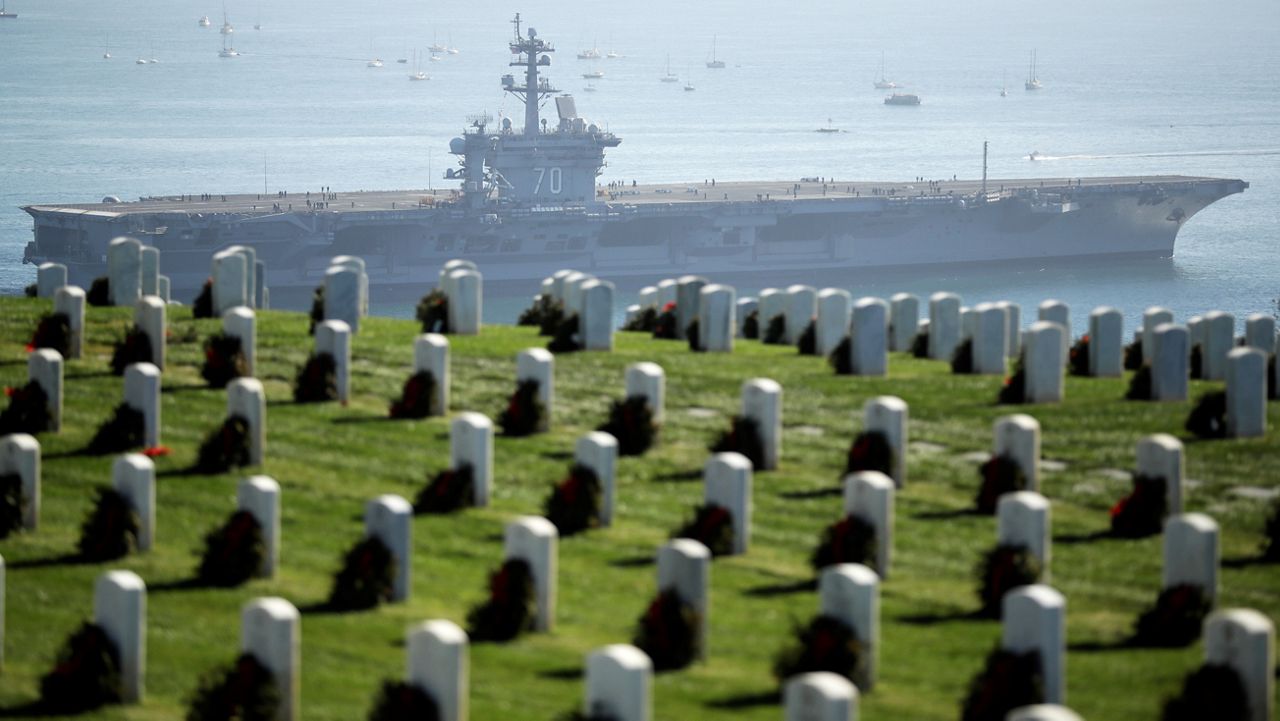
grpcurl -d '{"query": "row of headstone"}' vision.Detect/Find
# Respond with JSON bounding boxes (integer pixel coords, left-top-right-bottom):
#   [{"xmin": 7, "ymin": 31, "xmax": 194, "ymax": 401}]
[
  {"xmin": 415, "ymin": 333, "xmax": 450, "ymax": 414},
  {"xmin": 314, "ymin": 320, "xmax": 352, "ymax": 403},
  {"xmin": 135, "ymin": 296, "xmax": 167, "ymax": 370},
  {"xmin": 544, "ymin": 269, "xmax": 614, "ymax": 349},
  {"xmin": 844, "ymin": 471, "xmax": 894, "ymax": 578},
  {"xmin": 451, "ymin": 413, "xmax": 493, "ymax": 507},
  {"xmin": 28, "ymin": 348, "xmax": 63, "ymax": 432},
  {"xmin": 223, "ymin": 306, "xmax": 257, "ymax": 377},
  {"xmin": 325, "ymin": 257, "xmax": 367, "ymax": 334},
  {"xmin": 54, "ymin": 285, "xmax": 85, "ymax": 359},
  {"xmin": 99, "ymin": 242, "xmax": 167, "ymax": 305},
  {"xmin": 123, "ymin": 363, "xmax": 161, "ymax": 448},
  {"xmin": 626, "ymin": 363, "xmax": 665, "ymax": 424},
  {"xmin": 517, "ymin": 348, "xmax": 554, "ymax": 431}
]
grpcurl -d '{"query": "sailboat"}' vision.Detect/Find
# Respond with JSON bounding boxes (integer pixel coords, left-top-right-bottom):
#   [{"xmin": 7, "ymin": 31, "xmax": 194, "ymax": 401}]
[
  {"xmin": 873, "ymin": 52, "xmax": 897, "ymax": 90},
  {"xmin": 409, "ymin": 50, "xmax": 428, "ymax": 81},
  {"xmin": 705, "ymin": 36, "xmax": 725, "ymax": 69},
  {"xmin": 577, "ymin": 40, "xmax": 601, "ymax": 60},
  {"xmin": 428, "ymin": 33, "xmax": 447, "ymax": 54},
  {"xmin": 660, "ymin": 54, "xmax": 679, "ymax": 83},
  {"xmin": 1025, "ymin": 51, "xmax": 1042, "ymax": 90},
  {"xmin": 220, "ymin": 8, "xmax": 234, "ymax": 35},
  {"xmin": 367, "ymin": 37, "xmax": 383, "ymax": 67},
  {"xmin": 684, "ymin": 65, "xmax": 695, "ymax": 91},
  {"xmin": 446, "ymin": 34, "xmax": 459, "ymax": 54},
  {"xmin": 816, "ymin": 118, "xmax": 839, "ymax": 133},
  {"xmin": 1001, "ymin": 71, "xmax": 1008, "ymax": 97},
  {"xmin": 219, "ymin": 35, "xmax": 240, "ymax": 57},
  {"xmin": 103, "ymin": 36, "xmax": 112, "ymax": 59},
  {"xmin": 253, "ymin": 4, "xmax": 261, "ymax": 30},
  {"xmin": 582, "ymin": 68, "xmax": 604, "ymax": 79},
  {"xmin": 0, "ymin": 0, "xmax": 17, "ymax": 19}
]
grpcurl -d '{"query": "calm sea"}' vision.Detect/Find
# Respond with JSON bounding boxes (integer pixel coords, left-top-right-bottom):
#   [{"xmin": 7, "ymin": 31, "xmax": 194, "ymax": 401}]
[{"xmin": 1, "ymin": 0, "xmax": 1277, "ymax": 331}]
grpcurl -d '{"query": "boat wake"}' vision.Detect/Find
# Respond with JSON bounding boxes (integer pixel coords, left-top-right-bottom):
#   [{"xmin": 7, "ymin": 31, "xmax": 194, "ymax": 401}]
[{"xmin": 1027, "ymin": 148, "xmax": 1280, "ymax": 162}]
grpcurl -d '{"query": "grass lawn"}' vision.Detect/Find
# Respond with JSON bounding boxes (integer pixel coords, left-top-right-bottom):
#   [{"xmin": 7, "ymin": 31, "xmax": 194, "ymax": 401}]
[{"xmin": 0, "ymin": 296, "xmax": 1276, "ymax": 720}]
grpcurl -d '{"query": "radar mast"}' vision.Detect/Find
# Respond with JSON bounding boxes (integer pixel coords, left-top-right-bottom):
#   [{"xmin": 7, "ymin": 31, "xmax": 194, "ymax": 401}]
[{"xmin": 503, "ymin": 13, "xmax": 560, "ymax": 137}]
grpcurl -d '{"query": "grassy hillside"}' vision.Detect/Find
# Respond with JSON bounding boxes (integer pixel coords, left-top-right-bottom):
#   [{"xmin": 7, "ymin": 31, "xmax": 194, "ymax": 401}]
[{"xmin": 0, "ymin": 297, "xmax": 1276, "ymax": 720}]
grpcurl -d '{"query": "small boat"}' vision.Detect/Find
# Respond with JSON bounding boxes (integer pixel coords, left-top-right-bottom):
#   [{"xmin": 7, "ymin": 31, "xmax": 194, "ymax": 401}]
[
  {"xmin": 367, "ymin": 59, "xmax": 383, "ymax": 68},
  {"xmin": 0, "ymin": 1, "xmax": 17, "ymax": 19},
  {"xmin": 873, "ymin": 52, "xmax": 898, "ymax": 89},
  {"xmin": 582, "ymin": 69, "xmax": 603, "ymax": 79},
  {"xmin": 1025, "ymin": 50, "xmax": 1043, "ymax": 90},
  {"xmin": 1001, "ymin": 71, "xmax": 1008, "ymax": 97},
  {"xmin": 583, "ymin": 82, "xmax": 597, "ymax": 92},
  {"xmin": 103, "ymin": 36, "xmax": 112, "ymax": 59},
  {"xmin": 660, "ymin": 54, "xmax": 678, "ymax": 83},
  {"xmin": 606, "ymin": 49, "xmax": 620, "ymax": 59},
  {"xmin": 410, "ymin": 70, "xmax": 428, "ymax": 81},
  {"xmin": 816, "ymin": 118, "xmax": 839, "ymax": 133},
  {"xmin": 428, "ymin": 33, "xmax": 447, "ymax": 53},
  {"xmin": 706, "ymin": 36, "xmax": 725, "ymax": 69},
  {"xmin": 429, "ymin": 53, "xmax": 442, "ymax": 62},
  {"xmin": 397, "ymin": 58, "xmax": 408, "ymax": 64},
  {"xmin": 684, "ymin": 64, "xmax": 695, "ymax": 91},
  {"xmin": 884, "ymin": 93, "xmax": 921, "ymax": 106},
  {"xmin": 409, "ymin": 51, "xmax": 428, "ymax": 81},
  {"xmin": 198, "ymin": 15, "xmax": 211, "ymax": 27},
  {"xmin": 446, "ymin": 34, "xmax": 459, "ymax": 54},
  {"xmin": 1029, "ymin": 150, "xmax": 1045, "ymax": 161},
  {"xmin": 219, "ymin": 36, "xmax": 239, "ymax": 57},
  {"xmin": 136, "ymin": 58, "xmax": 149, "ymax": 65},
  {"xmin": 577, "ymin": 43, "xmax": 601, "ymax": 60},
  {"xmin": 220, "ymin": 10, "xmax": 234, "ymax": 35}
]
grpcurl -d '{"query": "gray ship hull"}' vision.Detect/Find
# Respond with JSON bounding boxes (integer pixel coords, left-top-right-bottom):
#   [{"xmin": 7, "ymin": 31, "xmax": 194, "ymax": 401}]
[{"xmin": 22, "ymin": 175, "xmax": 1247, "ymax": 300}]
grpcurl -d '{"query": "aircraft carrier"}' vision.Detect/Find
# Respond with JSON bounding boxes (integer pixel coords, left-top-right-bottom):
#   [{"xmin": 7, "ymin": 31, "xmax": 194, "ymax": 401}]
[{"xmin": 20, "ymin": 15, "xmax": 1248, "ymax": 299}]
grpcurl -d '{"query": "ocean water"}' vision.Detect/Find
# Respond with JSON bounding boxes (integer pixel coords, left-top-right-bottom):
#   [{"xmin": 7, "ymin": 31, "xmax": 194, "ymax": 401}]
[{"xmin": 1, "ymin": 0, "xmax": 1277, "ymax": 331}]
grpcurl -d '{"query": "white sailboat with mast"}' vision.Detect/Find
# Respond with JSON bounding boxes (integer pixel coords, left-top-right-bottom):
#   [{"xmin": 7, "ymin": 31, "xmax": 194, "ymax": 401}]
[
  {"xmin": 660, "ymin": 54, "xmax": 678, "ymax": 83},
  {"xmin": 706, "ymin": 36, "xmax": 725, "ymax": 68},
  {"xmin": 873, "ymin": 52, "xmax": 898, "ymax": 89},
  {"xmin": 1025, "ymin": 50, "xmax": 1042, "ymax": 90}
]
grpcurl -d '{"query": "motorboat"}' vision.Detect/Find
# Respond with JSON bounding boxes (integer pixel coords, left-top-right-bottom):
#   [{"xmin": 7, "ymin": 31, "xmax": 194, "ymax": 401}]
[
  {"xmin": 582, "ymin": 69, "xmax": 603, "ymax": 79},
  {"xmin": 367, "ymin": 58, "xmax": 383, "ymax": 68},
  {"xmin": 816, "ymin": 118, "xmax": 839, "ymax": 133},
  {"xmin": 884, "ymin": 93, "xmax": 921, "ymax": 106},
  {"xmin": 198, "ymin": 15, "xmax": 211, "ymax": 27}
]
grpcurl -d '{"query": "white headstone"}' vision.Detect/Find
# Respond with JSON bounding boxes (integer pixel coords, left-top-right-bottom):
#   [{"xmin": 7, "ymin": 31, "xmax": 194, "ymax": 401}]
[
  {"xmin": 112, "ymin": 454, "xmax": 155, "ymax": 551},
  {"xmin": 1201, "ymin": 311, "xmax": 1235, "ymax": 381},
  {"xmin": 157, "ymin": 276, "xmax": 170, "ymax": 304},
  {"xmin": 140, "ymin": 246, "xmax": 160, "ymax": 298},
  {"xmin": 323, "ymin": 265, "xmax": 361, "ymax": 334},
  {"xmin": 331, "ymin": 255, "xmax": 368, "ymax": 316},
  {"xmin": 408, "ymin": 620, "xmax": 469, "ymax": 721},
  {"xmin": 1244, "ymin": 313, "xmax": 1276, "ymax": 354},
  {"xmin": 561, "ymin": 272, "xmax": 592, "ymax": 319},
  {"xmin": 227, "ymin": 378, "xmax": 266, "ymax": 466},
  {"xmin": 576, "ymin": 432, "xmax": 618, "ymax": 526},
  {"xmin": 815, "ymin": 289, "xmax": 852, "ymax": 358},
  {"xmin": 1203, "ymin": 608, "xmax": 1275, "ymax": 721},
  {"xmin": 736, "ymin": 297, "xmax": 758, "ymax": 338},
  {"xmin": 863, "ymin": 396, "xmax": 907, "ymax": 488},
  {"xmin": 584, "ymin": 645, "xmax": 652, "ymax": 721},
  {"xmin": 1137, "ymin": 434, "xmax": 1184, "ymax": 515},
  {"xmin": 889, "ymin": 293, "xmax": 919, "ymax": 353},
  {"xmin": 1151, "ymin": 323, "xmax": 1189, "ymax": 402},
  {"xmin": 676, "ymin": 275, "xmax": 709, "ymax": 341},
  {"xmin": 697, "ymin": 284, "xmax": 735, "ymax": 353},
  {"xmin": 1024, "ymin": 321, "xmax": 1065, "ymax": 403},
  {"xmin": 783, "ymin": 672, "xmax": 858, "ymax": 721},
  {"xmin": 1187, "ymin": 316, "xmax": 1207, "ymax": 377},
  {"xmin": 928, "ymin": 292, "xmax": 961, "ymax": 361},
  {"xmin": 228, "ymin": 246, "xmax": 258, "ymax": 312},
  {"xmin": 54, "ymin": 285, "xmax": 85, "ymax": 359},
  {"xmin": 241, "ymin": 597, "xmax": 300, "ymax": 721},
  {"xmin": 819, "ymin": 563, "xmax": 879, "ymax": 690},
  {"xmin": 960, "ymin": 306, "xmax": 977, "ymax": 344},
  {"xmin": 851, "ymin": 297, "xmax": 889, "ymax": 376},
  {"xmin": 995, "ymin": 414, "xmax": 1041, "ymax": 493},
  {"xmin": 704, "ymin": 452, "xmax": 752, "ymax": 555},
  {"xmin": 581, "ymin": 280, "xmax": 615, "ymax": 351},
  {"xmin": 1006, "ymin": 705, "xmax": 1084, "ymax": 721},
  {"xmin": 624, "ymin": 304, "xmax": 641, "ymax": 327},
  {"xmin": 504, "ymin": 516, "xmax": 558, "ymax": 631},
  {"xmin": 124, "ymin": 363, "xmax": 161, "ymax": 448},
  {"xmin": 212, "ymin": 249, "xmax": 248, "ymax": 316},
  {"xmin": 625, "ymin": 362, "xmax": 665, "ymax": 425},
  {"xmin": 439, "ymin": 258, "xmax": 477, "ymax": 283},
  {"xmin": 973, "ymin": 302, "xmax": 1009, "ymax": 375},
  {"xmin": 758, "ymin": 288, "xmax": 785, "ymax": 337},
  {"xmin": 447, "ymin": 269, "xmax": 482, "ymax": 336},
  {"xmin": 656, "ymin": 539, "xmax": 711, "ymax": 655},
  {"xmin": 107, "ymin": 237, "xmax": 143, "ymax": 307},
  {"xmin": 655, "ymin": 278, "xmax": 678, "ymax": 309},
  {"xmin": 414, "ymin": 334, "xmax": 450, "ymax": 415},
  {"xmin": 516, "ymin": 348, "xmax": 554, "ymax": 432},
  {"xmin": 315, "ymin": 320, "xmax": 351, "ymax": 403},
  {"xmin": 1037, "ymin": 300, "xmax": 1070, "ymax": 363},
  {"xmin": 237, "ymin": 476, "xmax": 280, "ymax": 577},
  {"xmin": 998, "ymin": 492, "xmax": 1051, "ymax": 578},
  {"xmin": 842, "ymin": 471, "xmax": 894, "ymax": 579},
  {"xmin": 997, "ymin": 301, "xmax": 1023, "ymax": 357},
  {"xmin": 785, "ymin": 285, "xmax": 818, "ymax": 345},
  {"xmin": 1142, "ymin": 307, "xmax": 1174, "ymax": 363},
  {"xmin": 1002, "ymin": 584, "xmax": 1066, "ymax": 705},
  {"xmin": 1226, "ymin": 347, "xmax": 1266, "ymax": 438},
  {"xmin": 742, "ymin": 378, "xmax": 782, "ymax": 470},
  {"xmin": 134, "ymin": 296, "xmax": 166, "ymax": 370},
  {"xmin": 36, "ymin": 263, "xmax": 67, "ymax": 299},
  {"xmin": 365, "ymin": 494, "xmax": 412, "ymax": 602},
  {"xmin": 450, "ymin": 413, "xmax": 493, "ymax": 507},
  {"xmin": 1088, "ymin": 306, "xmax": 1123, "ymax": 377},
  {"xmin": 1162, "ymin": 513, "xmax": 1218, "ymax": 601},
  {"xmin": 28, "ymin": 349, "xmax": 62, "ymax": 432},
  {"xmin": 638, "ymin": 286, "xmax": 658, "ymax": 310},
  {"xmin": 0, "ymin": 434, "xmax": 39, "ymax": 531},
  {"xmin": 223, "ymin": 306, "xmax": 256, "ymax": 377},
  {"xmin": 94, "ymin": 570, "xmax": 146, "ymax": 703}
]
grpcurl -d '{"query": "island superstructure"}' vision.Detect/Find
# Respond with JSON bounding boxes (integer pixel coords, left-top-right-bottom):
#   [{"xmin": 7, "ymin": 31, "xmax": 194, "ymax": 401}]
[{"xmin": 21, "ymin": 15, "xmax": 1248, "ymax": 298}]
